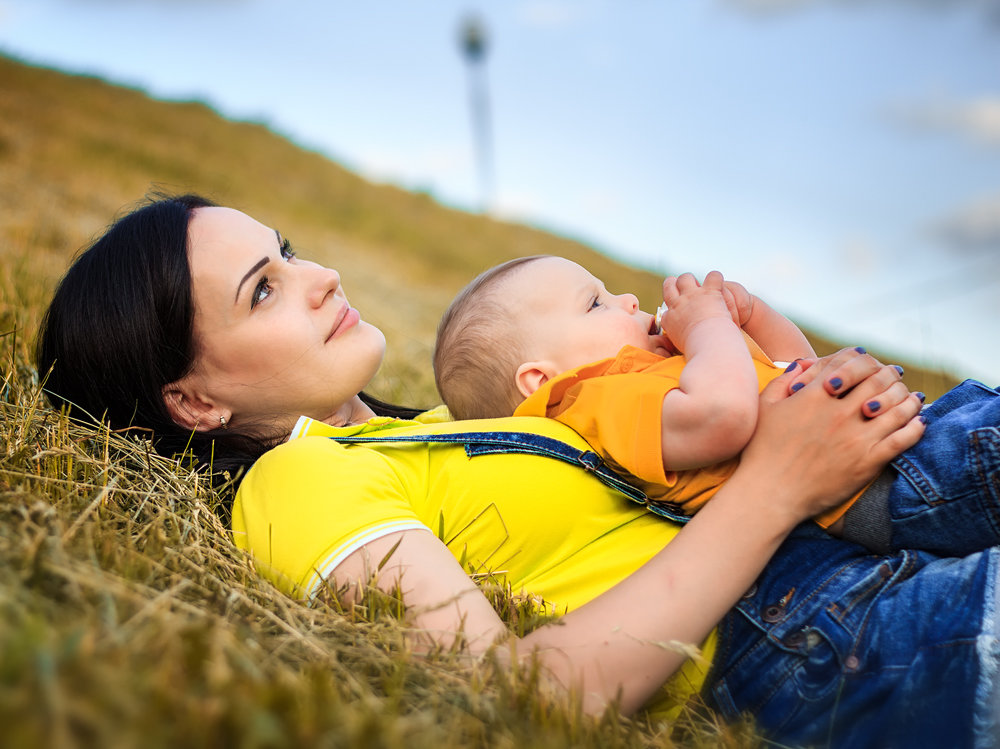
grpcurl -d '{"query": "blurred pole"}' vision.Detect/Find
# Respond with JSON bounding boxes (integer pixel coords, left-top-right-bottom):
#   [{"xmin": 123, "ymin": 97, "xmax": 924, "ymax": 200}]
[{"xmin": 459, "ymin": 14, "xmax": 493, "ymax": 213}]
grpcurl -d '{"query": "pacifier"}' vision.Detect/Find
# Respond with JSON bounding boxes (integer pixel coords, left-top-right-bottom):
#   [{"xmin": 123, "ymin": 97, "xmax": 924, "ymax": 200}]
[{"xmin": 654, "ymin": 302, "xmax": 668, "ymax": 333}]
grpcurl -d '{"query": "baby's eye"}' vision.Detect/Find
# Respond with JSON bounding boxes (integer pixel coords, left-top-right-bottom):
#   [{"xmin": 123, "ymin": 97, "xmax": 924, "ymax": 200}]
[
  {"xmin": 589, "ymin": 297, "xmax": 603, "ymax": 310},
  {"xmin": 251, "ymin": 277, "xmax": 273, "ymax": 309}
]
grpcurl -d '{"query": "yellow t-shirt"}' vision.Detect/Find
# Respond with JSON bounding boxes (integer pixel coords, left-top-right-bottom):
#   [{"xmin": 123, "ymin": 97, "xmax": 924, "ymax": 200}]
[{"xmin": 232, "ymin": 412, "xmax": 715, "ymax": 717}]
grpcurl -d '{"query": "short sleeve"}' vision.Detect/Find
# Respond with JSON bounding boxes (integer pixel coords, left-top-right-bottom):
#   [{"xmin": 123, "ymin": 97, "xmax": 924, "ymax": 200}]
[
  {"xmin": 232, "ymin": 436, "xmax": 428, "ymax": 599},
  {"xmin": 551, "ymin": 369, "xmax": 678, "ymax": 486}
]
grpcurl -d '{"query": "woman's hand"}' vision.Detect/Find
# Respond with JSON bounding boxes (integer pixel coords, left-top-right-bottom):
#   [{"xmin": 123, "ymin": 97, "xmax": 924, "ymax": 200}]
[
  {"xmin": 740, "ymin": 355, "xmax": 925, "ymax": 523},
  {"xmin": 787, "ymin": 347, "xmax": 923, "ymax": 419}
]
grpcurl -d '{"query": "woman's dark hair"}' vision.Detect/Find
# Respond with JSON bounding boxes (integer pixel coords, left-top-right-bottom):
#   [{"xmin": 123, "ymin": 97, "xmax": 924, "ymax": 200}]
[{"xmin": 36, "ymin": 193, "xmax": 423, "ymax": 499}]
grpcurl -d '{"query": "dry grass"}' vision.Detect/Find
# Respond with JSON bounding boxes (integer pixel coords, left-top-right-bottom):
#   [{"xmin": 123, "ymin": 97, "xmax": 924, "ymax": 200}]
[
  {"xmin": 1, "ymin": 321, "xmax": 762, "ymax": 747},
  {"xmin": 0, "ymin": 51, "xmax": 961, "ymax": 747}
]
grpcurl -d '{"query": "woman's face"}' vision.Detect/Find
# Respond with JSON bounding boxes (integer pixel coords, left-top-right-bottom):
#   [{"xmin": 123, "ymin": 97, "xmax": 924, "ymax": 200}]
[{"xmin": 176, "ymin": 206, "xmax": 386, "ymax": 430}]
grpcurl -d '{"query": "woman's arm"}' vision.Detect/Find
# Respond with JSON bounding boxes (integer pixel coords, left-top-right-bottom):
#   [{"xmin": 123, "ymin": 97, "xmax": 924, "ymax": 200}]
[{"xmin": 334, "ymin": 356, "xmax": 924, "ymax": 715}]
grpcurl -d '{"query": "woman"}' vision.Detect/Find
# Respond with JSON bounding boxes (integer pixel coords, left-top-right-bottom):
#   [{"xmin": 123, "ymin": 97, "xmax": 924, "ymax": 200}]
[{"xmin": 37, "ymin": 195, "xmax": 998, "ymax": 748}]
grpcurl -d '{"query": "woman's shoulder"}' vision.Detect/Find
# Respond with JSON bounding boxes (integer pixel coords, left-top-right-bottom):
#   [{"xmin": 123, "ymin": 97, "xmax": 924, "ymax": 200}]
[
  {"xmin": 233, "ymin": 423, "xmax": 426, "ymax": 555},
  {"xmin": 288, "ymin": 410, "xmax": 592, "ymax": 446}
]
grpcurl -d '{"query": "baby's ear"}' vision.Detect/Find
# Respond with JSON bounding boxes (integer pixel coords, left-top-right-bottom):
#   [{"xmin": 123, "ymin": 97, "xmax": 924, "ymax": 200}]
[{"xmin": 515, "ymin": 361, "xmax": 557, "ymax": 398}]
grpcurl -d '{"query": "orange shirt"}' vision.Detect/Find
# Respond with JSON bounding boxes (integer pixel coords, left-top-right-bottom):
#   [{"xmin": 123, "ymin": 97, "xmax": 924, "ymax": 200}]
[{"xmin": 514, "ymin": 341, "xmax": 853, "ymax": 527}]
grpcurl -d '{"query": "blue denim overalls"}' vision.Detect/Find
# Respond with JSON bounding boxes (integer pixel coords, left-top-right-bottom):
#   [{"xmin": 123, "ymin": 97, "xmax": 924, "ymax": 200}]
[
  {"xmin": 708, "ymin": 525, "xmax": 1000, "ymax": 748},
  {"xmin": 333, "ymin": 427, "xmax": 1000, "ymax": 748},
  {"xmin": 873, "ymin": 379, "xmax": 1000, "ymax": 557}
]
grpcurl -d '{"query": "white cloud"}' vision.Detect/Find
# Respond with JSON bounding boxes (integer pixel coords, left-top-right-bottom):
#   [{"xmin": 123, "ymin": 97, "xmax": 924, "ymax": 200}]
[
  {"xmin": 762, "ymin": 250, "xmax": 809, "ymax": 283},
  {"xmin": 895, "ymin": 95, "xmax": 1000, "ymax": 147},
  {"xmin": 578, "ymin": 188, "xmax": 623, "ymax": 218},
  {"xmin": 721, "ymin": 0, "xmax": 813, "ymax": 14},
  {"xmin": 514, "ymin": 1, "xmax": 589, "ymax": 29},
  {"xmin": 842, "ymin": 237, "xmax": 881, "ymax": 276},
  {"xmin": 722, "ymin": 0, "xmax": 1000, "ymax": 14},
  {"xmin": 933, "ymin": 192, "xmax": 1000, "ymax": 250},
  {"xmin": 355, "ymin": 142, "xmax": 470, "ymax": 192}
]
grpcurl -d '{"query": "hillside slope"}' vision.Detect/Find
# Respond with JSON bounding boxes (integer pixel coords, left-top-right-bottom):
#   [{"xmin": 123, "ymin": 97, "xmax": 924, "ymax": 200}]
[{"xmin": 0, "ymin": 53, "xmax": 957, "ymax": 402}]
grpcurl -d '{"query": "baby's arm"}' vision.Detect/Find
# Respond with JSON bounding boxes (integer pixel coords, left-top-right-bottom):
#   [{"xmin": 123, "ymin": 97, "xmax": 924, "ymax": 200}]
[
  {"xmin": 723, "ymin": 280, "xmax": 816, "ymax": 362},
  {"xmin": 658, "ymin": 272, "xmax": 760, "ymax": 471}
]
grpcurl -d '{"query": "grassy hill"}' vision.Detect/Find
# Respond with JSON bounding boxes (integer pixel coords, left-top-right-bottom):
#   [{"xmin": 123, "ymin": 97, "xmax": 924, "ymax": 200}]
[
  {"xmin": 0, "ymin": 52, "xmax": 957, "ymax": 747},
  {"xmin": 0, "ymin": 53, "xmax": 958, "ymax": 406}
]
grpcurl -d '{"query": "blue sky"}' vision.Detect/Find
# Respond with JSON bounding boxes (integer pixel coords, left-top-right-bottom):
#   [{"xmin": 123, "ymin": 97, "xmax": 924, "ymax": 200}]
[{"xmin": 1, "ymin": 0, "xmax": 998, "ymax": 381}]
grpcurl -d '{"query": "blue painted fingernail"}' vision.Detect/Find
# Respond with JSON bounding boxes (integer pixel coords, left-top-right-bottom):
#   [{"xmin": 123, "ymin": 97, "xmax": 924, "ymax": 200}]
[
  {"xmin": 784, "ymin": 361, "xmax": 798, "ymax": 373},
  {"xmin": 915, "ymin": 392, "xmax": 926, "ymax": 403},
  {"xmin": 920, "ymin": 415, "xmax": 928, "ymax": 424},
  {"xmin": 893, "ymin": 365, "xmax": 904, "ymax": 376},
  {"xmin": 854, "ymin": 346, "xmax": 867, "ymax": 354},
  {"xmin": 867, "ymin": 401, "xmax": 881, "ymax": 412},
  {"xmin": 829, "ymin": 377, "xmax": 843, "ymax": 391},
  {"xmin": 790, "ymin": 382, "xmax": 805, "ymax": 393}
]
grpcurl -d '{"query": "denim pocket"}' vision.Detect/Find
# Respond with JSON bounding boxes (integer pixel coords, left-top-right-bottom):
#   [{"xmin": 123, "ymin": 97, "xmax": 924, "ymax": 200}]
[
  {"xmin": 889, "ymin": 380, "xmax": 1000, "ymax": 513},
  {"xmin": 970, "ymin": 426, "xmax": 1000, "ymax": 511},
  {"xmin": 711, "ymin": 553, "xmax": 898, "ymax": 734}
]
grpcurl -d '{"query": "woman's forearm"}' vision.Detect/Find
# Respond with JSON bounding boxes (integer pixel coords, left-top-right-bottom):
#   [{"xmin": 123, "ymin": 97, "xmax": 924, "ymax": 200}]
[
  {"xmin": 519, "ymin": 464, "xmax": 797, "ymax": 714},
  {"xmin": 516, "ymin": 359, "xmax": 923, "ymax": 714},
  {"xmin": 343, "ymin": 477, "xmax": 797, "ymax": 717}
]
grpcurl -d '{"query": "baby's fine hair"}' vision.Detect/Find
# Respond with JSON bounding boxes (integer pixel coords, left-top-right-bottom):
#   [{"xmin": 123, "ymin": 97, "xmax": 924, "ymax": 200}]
[{"xmin": 434, "ymin": 256, "xmax": 547, "ymax": 420}]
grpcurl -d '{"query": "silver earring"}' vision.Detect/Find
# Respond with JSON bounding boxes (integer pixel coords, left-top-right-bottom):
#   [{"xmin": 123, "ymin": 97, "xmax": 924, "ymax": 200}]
[{"xmin": 220, "ymin": 415, "xmax": 228, "ymax": 430}]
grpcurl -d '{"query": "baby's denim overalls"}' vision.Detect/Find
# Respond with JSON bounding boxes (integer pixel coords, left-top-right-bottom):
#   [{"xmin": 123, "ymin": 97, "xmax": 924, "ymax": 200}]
[
  {"xmin": 707, "ymin": 526, "xmax": 1000, "ymax": 748},
  {"xmin": 705, "ymin": 379, "xmax": 1000, "ymax": 747},
  {"xmin": 868, "ymin": 379, "xmax": 1000, "ymax": 556}
]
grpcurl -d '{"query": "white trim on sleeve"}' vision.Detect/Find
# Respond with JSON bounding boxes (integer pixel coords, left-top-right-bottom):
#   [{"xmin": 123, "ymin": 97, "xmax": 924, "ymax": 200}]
[{"xmin": 304, "ymin": 519, "xmax": 431, "ymax": 601}]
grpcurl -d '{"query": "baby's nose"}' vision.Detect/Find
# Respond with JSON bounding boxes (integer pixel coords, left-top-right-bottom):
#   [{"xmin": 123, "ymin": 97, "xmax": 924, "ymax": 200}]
[{"xmin": 621, "ymin": 293, "xmax": 639, "ymax": 312}]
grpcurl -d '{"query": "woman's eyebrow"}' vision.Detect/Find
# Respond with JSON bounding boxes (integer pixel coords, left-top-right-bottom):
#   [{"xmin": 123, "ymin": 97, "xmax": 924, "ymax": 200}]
[{"xmin": 235, "ymin": 257, "xmax": 269, "ymax": 304}]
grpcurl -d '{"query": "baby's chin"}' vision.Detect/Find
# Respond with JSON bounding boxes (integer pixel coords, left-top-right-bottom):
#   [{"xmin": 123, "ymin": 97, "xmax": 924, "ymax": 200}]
[{"xmin": 646, "ymin": 333, "xmax": 679, "ymax": 358}]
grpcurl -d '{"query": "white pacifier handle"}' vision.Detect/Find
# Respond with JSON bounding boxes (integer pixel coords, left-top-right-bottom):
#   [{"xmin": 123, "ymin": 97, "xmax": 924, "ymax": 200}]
[{"xmin": 655, "ymin": 302, "xmax": 669, "ymax": 333}]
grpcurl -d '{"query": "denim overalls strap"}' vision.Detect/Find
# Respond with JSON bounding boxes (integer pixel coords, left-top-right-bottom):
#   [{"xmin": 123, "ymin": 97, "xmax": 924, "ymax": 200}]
[{"xmin": 330, "ymin": 430, "xmax": 690, "ymax": 524}]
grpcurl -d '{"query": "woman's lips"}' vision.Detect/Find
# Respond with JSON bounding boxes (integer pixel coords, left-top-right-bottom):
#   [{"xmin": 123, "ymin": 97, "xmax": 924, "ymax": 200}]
[{"xmin": 327, "ymin": 306, "xmax": 360, "ymax": 341}]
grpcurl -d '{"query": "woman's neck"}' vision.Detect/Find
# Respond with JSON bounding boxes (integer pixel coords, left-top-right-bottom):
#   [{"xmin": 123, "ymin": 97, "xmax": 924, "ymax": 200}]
[{"xmin": 323, "ymin": 395, "xmax": 377, "ymax": 427}]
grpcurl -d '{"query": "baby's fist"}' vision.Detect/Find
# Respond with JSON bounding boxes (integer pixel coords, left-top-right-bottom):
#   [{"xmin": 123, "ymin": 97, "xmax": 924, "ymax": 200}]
[{"xmin": 722, "ymin": 280, "xmax": 754, "ymax": 327}]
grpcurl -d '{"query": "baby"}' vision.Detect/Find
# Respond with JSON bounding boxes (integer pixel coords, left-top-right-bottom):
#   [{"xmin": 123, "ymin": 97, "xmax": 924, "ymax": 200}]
[{"xmin": 434, "ymin": 255, "xmax": 1000, "ymax": 556}]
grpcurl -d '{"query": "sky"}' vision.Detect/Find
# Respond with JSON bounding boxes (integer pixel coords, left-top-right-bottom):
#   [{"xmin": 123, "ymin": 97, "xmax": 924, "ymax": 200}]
[{"xmin": 1, "ymin": 0, "xmax": 999, "ymax": 382}]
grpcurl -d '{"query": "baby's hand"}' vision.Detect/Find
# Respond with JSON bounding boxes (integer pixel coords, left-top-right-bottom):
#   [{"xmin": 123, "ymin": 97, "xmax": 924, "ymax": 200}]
[
  {"xmin": 722, "ymin": 280, "xmax": 755, "ymax": 328},
  {"xmin": 661, "ymin": 271, "xmax": 734, "ymax": 352}
]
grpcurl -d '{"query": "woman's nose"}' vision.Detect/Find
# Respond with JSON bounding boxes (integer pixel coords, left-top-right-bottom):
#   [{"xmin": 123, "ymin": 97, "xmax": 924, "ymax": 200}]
[{"xmin": 305, "ymin": 265, "xmax": 341, "ymax": 308}]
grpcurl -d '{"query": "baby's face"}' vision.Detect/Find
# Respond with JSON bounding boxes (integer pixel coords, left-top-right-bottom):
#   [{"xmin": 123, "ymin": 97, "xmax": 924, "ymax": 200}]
[{"xmin": 509, "ymin": 257, "xmax": 673, "ymax": 373}]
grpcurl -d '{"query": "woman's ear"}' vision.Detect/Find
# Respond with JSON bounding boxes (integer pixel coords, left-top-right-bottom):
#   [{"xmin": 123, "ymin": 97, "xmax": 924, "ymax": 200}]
[
  {"xmin": 515, "ymin": 360, "xmax": 559, "ymax": 399},
  {"xmin": 162, "ymin": 379, "xmax": 222, "ymax": 432}
]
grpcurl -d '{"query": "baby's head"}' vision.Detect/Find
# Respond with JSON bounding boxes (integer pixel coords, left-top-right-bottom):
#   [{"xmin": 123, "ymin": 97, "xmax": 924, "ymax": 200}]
[{"xmin": 434, "ymin": 255, "xmax": 669, "ymax": 420}]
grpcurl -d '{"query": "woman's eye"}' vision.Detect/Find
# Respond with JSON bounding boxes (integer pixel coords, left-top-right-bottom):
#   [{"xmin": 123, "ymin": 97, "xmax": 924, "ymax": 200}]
[
  {"xmin": 280, "ymin": 238, "xmax": 296, "ymax": 261},
  {"xmin": 251, "ymin": 276, "xmax": 272, "ymax": 309}
]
